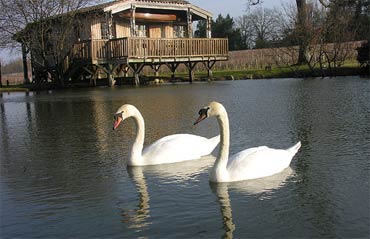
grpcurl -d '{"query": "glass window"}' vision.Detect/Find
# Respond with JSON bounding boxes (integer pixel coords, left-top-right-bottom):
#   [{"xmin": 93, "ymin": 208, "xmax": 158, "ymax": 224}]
[
  {"xmin": 101, "ymin": 22, "xmax": 109, "ymax": 39},
  {"xmin": 174, "ymin": 25, "xmax": 187, "ymax": 38},
  {"xmin": 135, "ymin": 24, "xmax": 147, "ymax": 37}
]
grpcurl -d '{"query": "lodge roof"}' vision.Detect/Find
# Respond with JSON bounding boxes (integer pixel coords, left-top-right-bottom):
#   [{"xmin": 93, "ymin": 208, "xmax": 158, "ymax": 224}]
[
  {"xmin": 78, "ymin": 0, "xmax": 212, "ymax": 19},
  {"xmin": 15, "ymin": 0, "xmax": 211, "ymax": 42}
]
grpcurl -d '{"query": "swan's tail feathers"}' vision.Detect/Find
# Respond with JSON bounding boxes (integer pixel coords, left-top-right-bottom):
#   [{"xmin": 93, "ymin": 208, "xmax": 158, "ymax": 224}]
[
  {"xmin": 287, "ymin": 141, "xmax": 301, "ymax": 157},
  {"xmin": 210, "ymin": 135, "xmax": 221, "ymax": 145},
  {"xmin": 208, "ymin": 135, "xmax": 221, "ymax": 152}
]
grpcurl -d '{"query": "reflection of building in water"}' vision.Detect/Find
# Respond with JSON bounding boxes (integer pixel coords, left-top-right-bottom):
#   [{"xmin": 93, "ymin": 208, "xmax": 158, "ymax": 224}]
[
  {"xmin": 90, "ymin": 96, "xmax": 112, "ymax": 155},
  {"xmin": 210, "ymin": 167, "xmax": 293, "ymax": 239},
  {"xmin": 133, "ymin": 90, "xmax": 219, "ymax": 143},
  {"xmin": 0, "ymin": 93, "xmax": 36, "ymax": 167}
]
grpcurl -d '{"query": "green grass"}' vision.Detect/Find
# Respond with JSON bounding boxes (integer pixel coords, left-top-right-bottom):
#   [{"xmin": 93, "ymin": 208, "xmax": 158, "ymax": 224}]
[
  {"xmin": 0, "ymin": 86, "xmax": 29, "ymax": 92},
  {"xmin": 158, "ymin": 62, "xmax": 363, "ymax": 81}
]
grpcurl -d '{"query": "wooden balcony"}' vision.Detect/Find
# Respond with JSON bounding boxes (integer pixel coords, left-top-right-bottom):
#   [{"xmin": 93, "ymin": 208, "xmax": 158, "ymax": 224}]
[{"xmin": 72, "ymin": 37, "xmax": 228, "ymax": 65}]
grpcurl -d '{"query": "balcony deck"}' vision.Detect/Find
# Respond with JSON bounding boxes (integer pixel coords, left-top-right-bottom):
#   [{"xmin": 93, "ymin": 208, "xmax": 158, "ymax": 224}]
[{"xmin": 72, "ymin": 37, "xmax": 228, "ymax": 65}]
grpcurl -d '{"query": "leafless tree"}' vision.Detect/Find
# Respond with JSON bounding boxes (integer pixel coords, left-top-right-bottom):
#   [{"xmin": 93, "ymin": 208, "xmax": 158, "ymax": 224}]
[
  {"xmin": 236, "ymin": 15, "xmax": 255, "ymax": 49},
  {"xmin": 0, "ymin": 0, "xmax": 102, "ymax": 86},
  {"xmin": 237, "ymin": 6, "xmax": 284, "ymax": 49},
  {"xmin": 246, "ymin": 0, "xmax": 312, "ymax": 65}
]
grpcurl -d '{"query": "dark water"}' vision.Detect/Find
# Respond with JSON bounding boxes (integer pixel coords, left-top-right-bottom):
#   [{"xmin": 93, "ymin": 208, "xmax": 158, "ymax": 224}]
[{"xmin": 1, "ymin": 77, "xmax": 369, "ymax": 238}]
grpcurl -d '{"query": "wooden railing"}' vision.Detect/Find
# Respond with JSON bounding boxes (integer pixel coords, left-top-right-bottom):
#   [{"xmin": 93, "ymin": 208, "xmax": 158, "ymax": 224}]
[
  {"xmin": 72, "ymin": 38, "xmax": 228, "ymax": 62},
  {"xmin": 72, "ymin": 40, "xmax": 91, "ymax": 59}
]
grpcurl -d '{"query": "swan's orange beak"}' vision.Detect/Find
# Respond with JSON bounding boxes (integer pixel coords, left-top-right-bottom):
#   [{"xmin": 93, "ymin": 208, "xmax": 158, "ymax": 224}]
[
  {"xmin": 113, "ymin": 116, "xmax": 123, "ymax": 130},
  {"xmin": 193, "ymin": 113, "xmax": 207, "ymax": 125}
]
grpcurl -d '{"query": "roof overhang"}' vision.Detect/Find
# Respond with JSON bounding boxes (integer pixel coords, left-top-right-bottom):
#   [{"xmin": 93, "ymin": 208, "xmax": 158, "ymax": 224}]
[{"xmin": 104, "ymin": 0, "xmax": 212, "ymax": 20}]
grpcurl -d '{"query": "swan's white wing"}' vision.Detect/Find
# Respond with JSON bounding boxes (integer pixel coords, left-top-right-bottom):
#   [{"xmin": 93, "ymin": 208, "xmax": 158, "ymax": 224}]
[
  {"xmin": 226, "ymin": 146, "xmax": 293, "ymax": 181},
  {"xmin": 142, "ymin": 134, "xmax": 219, "ymax": 165}
]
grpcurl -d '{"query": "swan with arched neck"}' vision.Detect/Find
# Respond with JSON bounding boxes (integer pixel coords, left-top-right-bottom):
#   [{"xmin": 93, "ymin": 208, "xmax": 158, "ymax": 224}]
[
  {"xmin": 194, "ymin": 101, "xmax": 301, "ymax": 182},
  {"xmin": 113, "ymin": 104, "xmax": 220, "ymax": 166}
]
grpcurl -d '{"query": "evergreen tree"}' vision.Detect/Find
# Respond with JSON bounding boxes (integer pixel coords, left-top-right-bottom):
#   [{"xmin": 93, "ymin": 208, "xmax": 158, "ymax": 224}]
[{"xmin": 194, "ymin": 14, "xmax": 244, "ymax": 50}]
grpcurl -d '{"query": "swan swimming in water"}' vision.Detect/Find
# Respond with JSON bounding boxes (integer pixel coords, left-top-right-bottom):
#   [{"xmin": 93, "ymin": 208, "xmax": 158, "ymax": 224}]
[
  {"xmin": 194, "ymin": 101, "xmax": 301, "ymax": 183},
  {"xmin": 113, "ymin": 104, "xmax": 220, "ymax": 166}
]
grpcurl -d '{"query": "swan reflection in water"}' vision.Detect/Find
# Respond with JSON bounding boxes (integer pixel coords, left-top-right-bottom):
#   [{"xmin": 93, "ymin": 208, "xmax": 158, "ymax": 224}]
[
  {"xmin": 121, "ymin": 155, "xmax": 215, "ymax": 230},
  {"xmin": 121, "ymin": 166, "xmax": 151, "ymax": 230},
  {"xmin": 210, "ymin": 167, "xmax": 294, "ymax": 239}
]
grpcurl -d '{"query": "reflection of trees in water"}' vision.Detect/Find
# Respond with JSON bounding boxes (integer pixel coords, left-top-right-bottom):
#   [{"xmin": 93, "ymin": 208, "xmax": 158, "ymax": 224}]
[
  {"xmin": 130, "ymin": 87, "xmax": 220, "ymax": 142},
  {"xmin": 288, "ymin": 79, "xmax": 365, "ymax": 237},
  {"xmin": 0, "ymin": 102, "xmax": 8, "ymax": 157},
  {"xmin": 210, "ymin": 167, "xmax": 293, "ymax": 239},
  {"xmin": 0, "ymin": 93, "xmax": 125, "ymax": 214},
  {"xmin": 1, "ymin": 98, "xmax": 36, "ymax": 173}
]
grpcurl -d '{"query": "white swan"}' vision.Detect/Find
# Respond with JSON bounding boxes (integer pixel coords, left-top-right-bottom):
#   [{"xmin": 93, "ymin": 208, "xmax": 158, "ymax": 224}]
[
  {"xmin": 113, "ymin": 104, "xmax": 220, "ymax": 166},
  {"xmin": 194, "ymin": 101, "xmax": 301, "ymax": 182}
]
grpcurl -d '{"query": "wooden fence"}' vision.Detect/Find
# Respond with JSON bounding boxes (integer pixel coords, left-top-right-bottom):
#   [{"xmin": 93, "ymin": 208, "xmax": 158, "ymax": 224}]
[{"xmin": 211, "ymin": 41, "xmax": 363, "ymax": 71}]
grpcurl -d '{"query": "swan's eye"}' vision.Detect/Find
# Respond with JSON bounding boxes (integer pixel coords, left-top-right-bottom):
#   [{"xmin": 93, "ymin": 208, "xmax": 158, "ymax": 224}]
[
  {"xmin": 114, "ymin": 112, "xmax": 123, "ymax": 120},
  {"xmin": 198, "ymin": 107, "xmax": 209, "ymax": 116}
]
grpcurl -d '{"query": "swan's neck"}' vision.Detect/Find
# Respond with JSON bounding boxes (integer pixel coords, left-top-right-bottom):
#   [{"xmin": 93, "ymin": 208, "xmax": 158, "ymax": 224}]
[
  {"xmin": 213, "ymin": 109, "xmax": 230, "ymax": 178},
  {"xmin": 129, "ymin": 110, "xmax": 145, "ymax": 164}
]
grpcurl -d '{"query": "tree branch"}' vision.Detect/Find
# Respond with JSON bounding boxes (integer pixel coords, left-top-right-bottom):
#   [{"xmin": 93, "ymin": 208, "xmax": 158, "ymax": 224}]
[{"xmin": 318, "ymin": 0, "xmax": 330, "ymax": 8}]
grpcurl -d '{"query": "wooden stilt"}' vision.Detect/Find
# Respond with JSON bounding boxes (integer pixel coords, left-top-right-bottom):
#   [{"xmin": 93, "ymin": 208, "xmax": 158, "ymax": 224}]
[
  {"xmin": 83, "ymin": 66, "xmax": 97, "ymax": 86},
  {"xmin": 203, "ymin": 60, "xmax": 216, "ymax": 81},
  {"xmin": 129, "ymin": 63, "xmax": 145, "ymax": 86},
  {"xmin": 120, "ymin": 65, "xmax": 129, "ymax": 79},
  {"xmin": 95, "ymin": 64, "xmax": 115, "ymax": 87},
  {"xmin": 185, "ymin": 61, "xmax": 198, "ymax": 83},
  {"xmin": 150, "ymin": 64, "xmax": 161, "ymax": 77},
  {"xmin": 116, "ymin": 64, "xmax": 129, "ymax": 78},
  {"xmin": 166, "ymin": 63, "xmax": 180, "ymax": 82},
  {"xmin": 107, "ymin": 64, "xmax": 116, "ymax": 87}
]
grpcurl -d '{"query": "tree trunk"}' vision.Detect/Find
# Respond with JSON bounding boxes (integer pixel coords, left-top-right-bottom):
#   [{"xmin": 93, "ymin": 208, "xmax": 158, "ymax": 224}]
[{"xmin": 296, "ymin": 0, "xmax": 308, "ymax": 65}]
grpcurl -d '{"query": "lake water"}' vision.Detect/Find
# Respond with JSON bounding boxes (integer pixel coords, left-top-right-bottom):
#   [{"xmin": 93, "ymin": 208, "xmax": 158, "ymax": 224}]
[{"xmin": 1, "ymin": 77, "xmax": 369, "ymax": 238}]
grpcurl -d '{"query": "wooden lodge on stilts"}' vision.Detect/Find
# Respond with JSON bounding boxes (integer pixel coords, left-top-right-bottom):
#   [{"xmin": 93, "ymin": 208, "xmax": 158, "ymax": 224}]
[{"xmin": 17, "ymin": 0, "xmax": 228, "ymax": 86}]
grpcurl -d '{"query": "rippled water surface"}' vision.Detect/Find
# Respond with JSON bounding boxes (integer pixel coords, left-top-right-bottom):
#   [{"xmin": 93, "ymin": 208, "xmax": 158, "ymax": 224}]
[{"xmin": 1, "ymin": 77, "xmax": 369, "ymax": 238}]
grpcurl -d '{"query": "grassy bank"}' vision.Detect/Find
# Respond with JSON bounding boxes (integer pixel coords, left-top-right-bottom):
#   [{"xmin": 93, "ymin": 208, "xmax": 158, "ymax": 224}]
[
  {"xmin": 1, "ymin": 63, "xmax": 367, "ymax": 91},
  {"xmin": 0, "ymin": 86, "xmax": 29, "ymax": 92},
  {"xmin": 168, "ymin": 63, "xmax": 365, "ymax": 81}
]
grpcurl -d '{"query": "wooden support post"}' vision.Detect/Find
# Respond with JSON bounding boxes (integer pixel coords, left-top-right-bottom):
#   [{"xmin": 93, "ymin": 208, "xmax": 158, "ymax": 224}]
[
  {"xmin": 106, "ymin": 11, "xmax": 113, "ymax": 39},
  {"xmin": 83, "ymin": 66, "xmax": 98, "ymax": 86},
  {"xmin": 187, "ymin": 8, "xmax": 193, "ymax": 38},
  {"xmin": 185, "ymin": 62, "xmax": 197, "ymax": 83},
  {"xmin": 97, "ymin": 64, "xmax": 122, "ymax": 87},
  {"xmin": 129, "ymin": 63, "xmax": 145, "ymax": 86},
  {"xmin": 130, "ymin": 5, "xmax": 136, "ymax": 37},
  {"xmin": 123, "ymin": 65, "xmax": 129, "ymax": 77},
  {"xmin": 206, "ymin": 16, "xmax": 212, "ymax": 38},
  {"xmin": 150, "ymin": 64, "xmax": 161, "ymax": 77},
  {"xmin": 22, "ymin": 43, "xmax": 30, "ymax": 84},
  {"xmin": 203, "ymin": 60, "xmax": 216, "ymax": 81},
  {"xmin": 108, "ymin": 64, "xmax": 115, "ymax": 87},
  {"xmin": 134, "ymin": 73, "xmax": 140, "ymax": 86},
  {"xmin": 92, "ymin": 69, "xmax": 98, "ymax": 86},
  {"xmin": 166, "ymin": 63, "xmax": 180, "ymax": 82}
]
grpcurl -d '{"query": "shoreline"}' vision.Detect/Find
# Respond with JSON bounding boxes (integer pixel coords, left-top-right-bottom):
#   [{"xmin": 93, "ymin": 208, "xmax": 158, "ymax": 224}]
[{"xmin": 1, "ymin": 65, "xmax": 368, "ymax": 92}]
